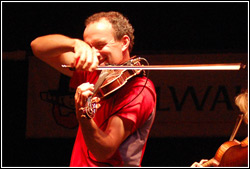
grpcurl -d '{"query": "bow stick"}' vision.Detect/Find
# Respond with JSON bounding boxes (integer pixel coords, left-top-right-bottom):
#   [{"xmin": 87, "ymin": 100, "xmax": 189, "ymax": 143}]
[{"xmin": 62, "ymin": 63, "xmax": 246, "ymax": 71}]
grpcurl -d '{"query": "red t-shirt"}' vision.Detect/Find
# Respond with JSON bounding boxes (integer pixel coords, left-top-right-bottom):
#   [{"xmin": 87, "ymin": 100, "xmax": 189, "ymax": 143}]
[{"xmin": 69, "ymin": 70, "xmax": 156, "ymax": 167}]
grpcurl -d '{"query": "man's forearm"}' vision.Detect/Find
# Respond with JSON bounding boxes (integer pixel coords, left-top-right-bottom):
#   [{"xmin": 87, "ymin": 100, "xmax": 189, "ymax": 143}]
[{"xmin": 30, "ymin": 34, "xmax": 76, "ymax": 58}]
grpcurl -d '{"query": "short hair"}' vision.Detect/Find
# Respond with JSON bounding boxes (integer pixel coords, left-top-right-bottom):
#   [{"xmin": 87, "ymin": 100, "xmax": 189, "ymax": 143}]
[{"xmin": 85, "ymin": 11, "xmax": 135, "ymax": 52}]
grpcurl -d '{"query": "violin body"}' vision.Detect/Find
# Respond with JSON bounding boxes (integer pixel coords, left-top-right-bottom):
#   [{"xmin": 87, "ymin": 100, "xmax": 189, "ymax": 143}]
[
  {"xmin": 203, "ymin": 138, "xmax": 248, "ymax": 167},
  {"xmin": 94, "ymin": 57, "xmax": 143, "ymax": 98},
  {"xmin": 96, "ymin": 68, "xmax": 142, "ymax": 98}
]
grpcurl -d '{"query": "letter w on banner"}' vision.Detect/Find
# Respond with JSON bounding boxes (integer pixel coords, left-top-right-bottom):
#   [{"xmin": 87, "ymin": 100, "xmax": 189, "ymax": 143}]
[{"xmin": 26, "ymin": 53, "xmax": 248, "ymax": 138}]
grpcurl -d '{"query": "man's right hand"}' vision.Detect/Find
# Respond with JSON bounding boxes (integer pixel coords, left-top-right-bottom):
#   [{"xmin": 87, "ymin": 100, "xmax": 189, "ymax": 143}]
[{"xmin": 73, "ymin": 39, "xmax": 99, "ymax": 72}]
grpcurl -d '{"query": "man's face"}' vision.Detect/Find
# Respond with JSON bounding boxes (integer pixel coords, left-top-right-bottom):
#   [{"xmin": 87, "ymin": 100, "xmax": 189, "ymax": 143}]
[{"xmin": 83, "ymin": 18, "xmax": 126, "ymax": 65}]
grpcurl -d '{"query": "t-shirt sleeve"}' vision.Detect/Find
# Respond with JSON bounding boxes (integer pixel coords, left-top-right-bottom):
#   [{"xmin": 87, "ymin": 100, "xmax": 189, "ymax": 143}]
[{"xmin": 110, "ymin": 78, "xmax": 156, "ymax": 133}]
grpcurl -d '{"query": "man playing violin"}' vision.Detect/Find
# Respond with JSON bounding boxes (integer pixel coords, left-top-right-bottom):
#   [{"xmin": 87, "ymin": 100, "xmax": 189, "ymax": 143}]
[
  {"xmin": 30, "ymin": 11, "xmax": 156, "ymax": 167},
  {"xmin": 191, "ymin": 89, "xmax": 248, "ymax": 167}
]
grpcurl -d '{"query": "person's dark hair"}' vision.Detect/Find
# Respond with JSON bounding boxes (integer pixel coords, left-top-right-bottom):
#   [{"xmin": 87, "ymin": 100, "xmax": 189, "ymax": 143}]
[{"xmin": 85, "ymin": 11, "xmax": 135, "ymax": 52}]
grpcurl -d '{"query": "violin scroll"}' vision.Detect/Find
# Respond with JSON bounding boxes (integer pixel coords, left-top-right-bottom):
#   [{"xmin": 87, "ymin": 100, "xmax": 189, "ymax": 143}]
[{"xmin": 79, "ymin": 97, "xmax": 97, "ymax": 119}]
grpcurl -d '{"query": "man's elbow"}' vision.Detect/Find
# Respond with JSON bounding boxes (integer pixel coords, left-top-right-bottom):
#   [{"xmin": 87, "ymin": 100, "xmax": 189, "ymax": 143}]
[
  {"xmin": 92, "ymin": 148, "xmax": 116, "ymax": 162},
  {"xmin": 30, "ymin": 38, "xmax": 43, "ymax": 58}
]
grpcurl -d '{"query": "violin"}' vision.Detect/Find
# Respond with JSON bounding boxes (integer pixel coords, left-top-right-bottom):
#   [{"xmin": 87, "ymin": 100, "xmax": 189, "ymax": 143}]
[
  {"xmin": 78, "ymin": 57, "xmax": 146, "ymax": 119},
  {"xmin": 202, "ymin": 138, "xmax": 248, "ymax": 167},
  {"xmin": 94, "ymin": 57, "xmax": 144, "ymax": 98},
  {"xmin": 202, "ymin": 114, "xmax": 248, "ymax": 167}
]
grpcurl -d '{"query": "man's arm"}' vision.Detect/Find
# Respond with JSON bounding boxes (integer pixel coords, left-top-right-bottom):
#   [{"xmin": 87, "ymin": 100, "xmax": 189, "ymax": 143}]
[
  {"xmin": 79, "ymin": 114, "xmax": 133, "ymax": 161},
  {"xmin": 30, "ymin": 34, "xmax": 99, "ymax": 76},
  {"xmin": 74, "ymin": 83, "xmax": 133, "ymax": 161}
]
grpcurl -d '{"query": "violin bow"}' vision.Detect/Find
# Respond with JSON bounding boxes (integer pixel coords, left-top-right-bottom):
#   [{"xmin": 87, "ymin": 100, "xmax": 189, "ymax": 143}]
[
  {"xmin": 62, "ymin": 63, "xmax": 246, "ymax": 71},
  {"xmin": 229, "ymin": 114, "xmax": 244, "ymax": 141}
]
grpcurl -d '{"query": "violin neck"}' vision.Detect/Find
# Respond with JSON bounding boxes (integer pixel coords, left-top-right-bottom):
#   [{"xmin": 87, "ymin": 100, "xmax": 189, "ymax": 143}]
[
  {"xmin": 202, "ymin": 158, "xmax": 219, "ymax": 167},
  {"xmin": 229, "ymin": 114, "xmax": 244, "ymax": 141}
]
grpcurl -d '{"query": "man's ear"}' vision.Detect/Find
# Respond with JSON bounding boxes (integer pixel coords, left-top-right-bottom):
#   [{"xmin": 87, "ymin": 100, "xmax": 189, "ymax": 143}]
[{"xmin": 121, "ymin": 35, "xmax": 130, "ymax": 52}]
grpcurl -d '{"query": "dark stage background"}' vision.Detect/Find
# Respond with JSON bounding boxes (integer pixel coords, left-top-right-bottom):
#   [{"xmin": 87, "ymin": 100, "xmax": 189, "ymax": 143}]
[{"xmin": 2, "ymin": 2, "xmax": 248, "ymax": 167}]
